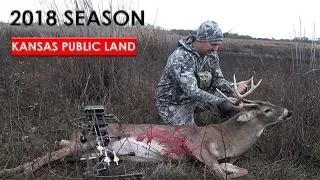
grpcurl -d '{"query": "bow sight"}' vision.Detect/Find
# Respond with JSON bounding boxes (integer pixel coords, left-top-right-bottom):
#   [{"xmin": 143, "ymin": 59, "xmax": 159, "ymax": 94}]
[
  {"xmin": 80, "ymin": 105, "xmax": 142, "ymax": 179},
  {"xmin": 84, "ymin": 105, "xmax": 111, "ymax": 146},
  {"xmin": 84, "ymin": 105, "xmax": 121, "ymax": 162}
]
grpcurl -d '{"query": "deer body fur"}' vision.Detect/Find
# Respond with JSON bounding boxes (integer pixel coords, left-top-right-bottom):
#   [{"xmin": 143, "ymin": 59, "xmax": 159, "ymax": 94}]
[{"xmin": 103, "ymin": 100, "xmax": 292, "ymax": 180}]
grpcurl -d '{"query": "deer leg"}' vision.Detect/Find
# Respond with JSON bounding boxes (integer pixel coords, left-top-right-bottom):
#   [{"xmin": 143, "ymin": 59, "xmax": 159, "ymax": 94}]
[
  {"xmin": 218, "ymin": 157, "xmax": 248, "ymax": 178},
  {"xmin": 0, "ymin": 145, "xmax": 80, "ymax": 178},
  {"xmin": 56, "ymin": 139, "xmax": 71, "ymax": 147},
  {"xmin": 219, "ymin": 163, "xmax": 248, "ymax": 178},
  {"xmin": 0, "ymin": 131, "xmax": 96, "ymax": 178},
  {"xmin": 191, "ymin": 148, "xmax": 231, "ymax": 180},
  {"xmin": 211, "ymin": 159, "xmax": 231, "ymax": 180}
]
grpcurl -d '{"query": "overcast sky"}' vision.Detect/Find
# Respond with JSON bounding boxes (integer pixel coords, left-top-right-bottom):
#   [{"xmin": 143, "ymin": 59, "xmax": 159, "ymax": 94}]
[{"xmin": 1, "ymin": 0, "xmax": 319, "ymax": 40}]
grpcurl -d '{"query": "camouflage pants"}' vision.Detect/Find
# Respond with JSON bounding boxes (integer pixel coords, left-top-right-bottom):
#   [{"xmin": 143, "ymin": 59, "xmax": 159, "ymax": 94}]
[
  {"xmin": 155, "ymin": 89, "xmax": 235, "ymax": 126},
  {"xmin": 155, "ymin": 86, "xmax": 237, "ymax": 126},
  {"xmin": 156, "ymin": 102, "xmax": 199, "ymax": 126},
  {"xmin": 156, "ymin": 101, "xmax": 234, "ymax": 126}
]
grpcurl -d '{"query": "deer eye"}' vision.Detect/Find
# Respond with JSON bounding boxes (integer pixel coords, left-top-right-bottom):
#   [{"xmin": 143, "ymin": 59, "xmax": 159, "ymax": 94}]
[{"xmin": 264, "ymin": 109, "xmax": 272, "ymax": 113}]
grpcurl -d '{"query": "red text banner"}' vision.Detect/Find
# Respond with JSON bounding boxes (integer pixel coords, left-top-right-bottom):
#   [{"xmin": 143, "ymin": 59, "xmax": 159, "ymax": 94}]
[{"xmin": 11, "ymin": 37, "xmax": 137, "ymax": 56}]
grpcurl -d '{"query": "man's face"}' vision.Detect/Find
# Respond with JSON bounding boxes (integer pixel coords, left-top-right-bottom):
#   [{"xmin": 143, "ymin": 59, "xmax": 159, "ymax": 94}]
[{"xmin": 195, "ymin": 40, "xmax": 222, "ymax": 56}]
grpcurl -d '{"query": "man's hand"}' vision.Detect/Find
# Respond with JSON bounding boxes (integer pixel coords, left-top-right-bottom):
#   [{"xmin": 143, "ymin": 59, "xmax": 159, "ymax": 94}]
[
  {"xmin": 228, "ymin": 97, "xmax": 237, "ymax": 103},
  {"xmin": 236, "ymin": 81, "xmax": 249, "ymax": 94},
  {"xmin": 228, "ymin": 97, "xmax": 244, "ymax": 112}
]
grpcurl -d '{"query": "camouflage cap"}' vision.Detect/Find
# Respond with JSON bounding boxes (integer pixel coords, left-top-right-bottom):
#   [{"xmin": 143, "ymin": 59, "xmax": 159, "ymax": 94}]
[{"xmin": 195, "ymin": 20, "xmax": 223, "ymax": 42}]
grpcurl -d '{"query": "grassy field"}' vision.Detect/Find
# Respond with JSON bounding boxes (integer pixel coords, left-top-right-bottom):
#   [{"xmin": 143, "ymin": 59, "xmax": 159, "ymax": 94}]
[{"xmin": 0, "ymin": 23, "xmax": 320, "ymax": 180}]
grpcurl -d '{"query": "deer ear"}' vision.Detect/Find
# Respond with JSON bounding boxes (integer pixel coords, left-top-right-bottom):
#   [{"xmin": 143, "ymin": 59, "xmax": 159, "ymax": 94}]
[
  {"xmin": 236, "ymin": 115, "xmax": 249, "ymax": 122},
  {"xmin": 236, "ymin": 111, "xmax": 255, "ymax": 122}
]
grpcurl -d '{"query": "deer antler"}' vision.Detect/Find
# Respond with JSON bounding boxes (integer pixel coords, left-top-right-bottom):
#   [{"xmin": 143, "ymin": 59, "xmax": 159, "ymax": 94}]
[{"xmin": 216, "ymin": 74, "xmax": 262, "ymax": 105}]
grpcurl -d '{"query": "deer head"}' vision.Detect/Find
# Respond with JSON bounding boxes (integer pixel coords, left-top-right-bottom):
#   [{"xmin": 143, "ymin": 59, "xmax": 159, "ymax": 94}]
[
  {"xmin": 235, "ymin": 100, "xmax": 293, "ymax": 126},
  {"xmin": 216, "ymin": 75, "xmax": 292, "ymax": 125}
]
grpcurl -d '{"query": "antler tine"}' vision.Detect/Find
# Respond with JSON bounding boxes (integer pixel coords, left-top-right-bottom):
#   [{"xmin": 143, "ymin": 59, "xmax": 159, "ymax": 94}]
[
  {"xmin": 216, "ymin": 75, "xmax": 262, "ymax": 105},
  {"xmin": 234, "ymin": 76, "xmax": 262, "ymax": 104},
  {"xmin": 215, "ymin": 88, "xmax": 235, "ymax": 104},
  {"xmin": 233, "ymin": 74, "xmax": 241, "ymax": 98}
]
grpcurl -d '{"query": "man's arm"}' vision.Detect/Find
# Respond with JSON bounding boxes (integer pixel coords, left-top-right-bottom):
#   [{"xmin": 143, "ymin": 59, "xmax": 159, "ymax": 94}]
[{"xmin": 170, "ymin": 54, "xmax": 229, "ymax": 106}]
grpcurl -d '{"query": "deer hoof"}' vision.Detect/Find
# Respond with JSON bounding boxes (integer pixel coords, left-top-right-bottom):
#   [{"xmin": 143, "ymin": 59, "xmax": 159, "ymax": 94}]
[
  {"xmin": 220, "ymin": 163, "xmax": 248, "ymax": 179},
  {"xmin": 228, "ymin": 168, "xmax": 248, "ymax": 178}
]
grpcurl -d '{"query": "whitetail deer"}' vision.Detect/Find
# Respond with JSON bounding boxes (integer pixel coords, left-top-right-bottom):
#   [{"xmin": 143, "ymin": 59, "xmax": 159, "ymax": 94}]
[{"xmin": 0, "ymin": 75, "xmax": 292, "ymax": 179}]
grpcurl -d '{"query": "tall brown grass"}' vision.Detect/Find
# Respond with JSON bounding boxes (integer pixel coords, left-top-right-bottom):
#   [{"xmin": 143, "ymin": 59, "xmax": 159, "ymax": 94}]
[{"xmin": 0, "ymin": 1, "xmax": 320, "ymax": 179}]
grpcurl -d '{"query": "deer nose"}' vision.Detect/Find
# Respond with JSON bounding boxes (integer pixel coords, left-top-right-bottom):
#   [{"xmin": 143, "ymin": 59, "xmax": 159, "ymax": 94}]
[
  {"xmin": 284, "ymin": 109, "xmax": 293, "ymax": 119},
  {"xmin": 287, "ymin": 110, "xmax": 293, "ymax": 118}
]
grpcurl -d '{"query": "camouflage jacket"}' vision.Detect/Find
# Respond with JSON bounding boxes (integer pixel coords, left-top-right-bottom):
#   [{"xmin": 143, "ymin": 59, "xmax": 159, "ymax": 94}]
[{"xmin": 155, "ymin": 36, "xmax": 234, "ymax": 106}]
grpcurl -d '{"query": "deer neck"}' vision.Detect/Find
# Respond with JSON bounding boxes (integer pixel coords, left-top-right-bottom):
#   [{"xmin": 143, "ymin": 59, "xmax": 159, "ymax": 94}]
[
  {"xmin": 208, "ymin": 117, "xmax": 265, "ymax": 154},
  {"xmin": 220, "ymin": 117, "xmax": 265, "ymax": 138},
  {"xmin": 197, "ymin": 119, "xmax": 264, "ymax": 159}
]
